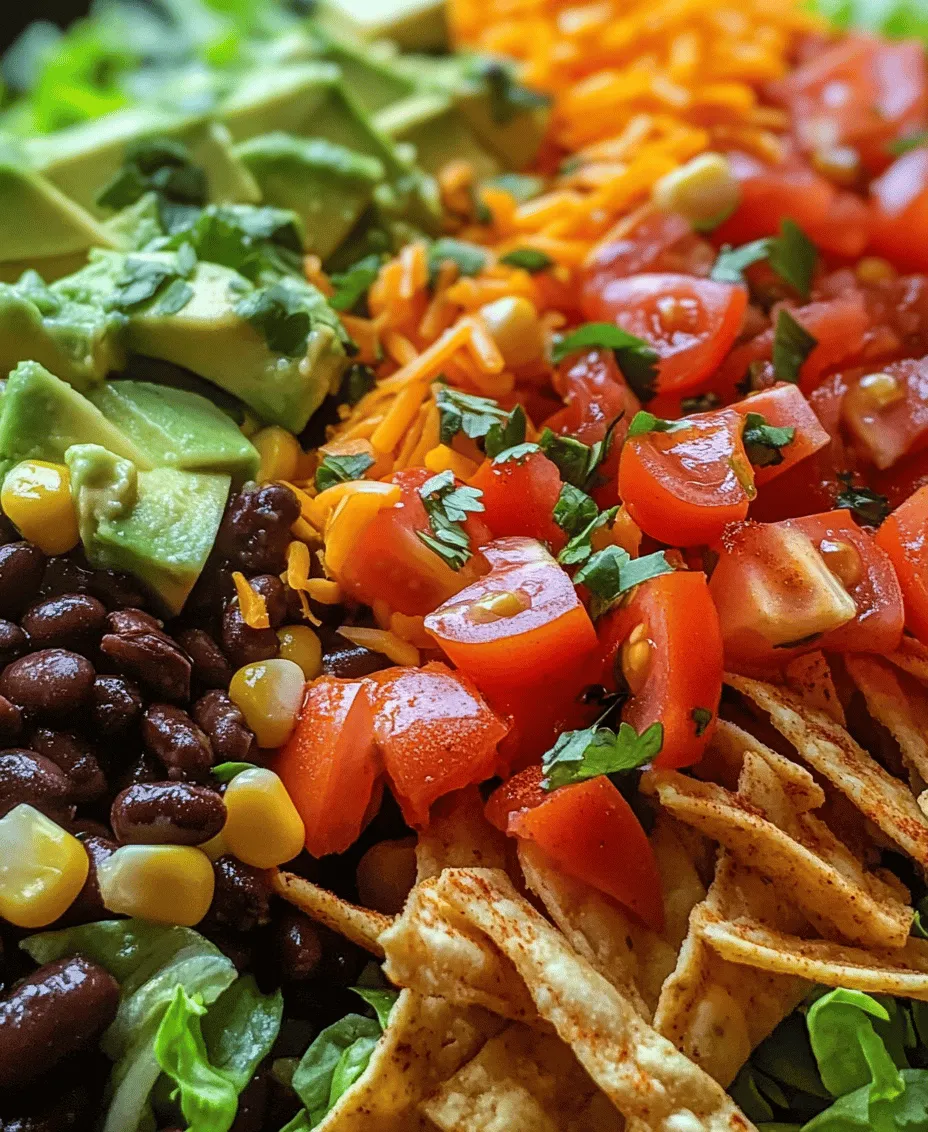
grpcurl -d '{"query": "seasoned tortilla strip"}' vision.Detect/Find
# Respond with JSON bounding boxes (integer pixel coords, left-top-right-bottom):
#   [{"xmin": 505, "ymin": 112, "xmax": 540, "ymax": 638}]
[
  {"xmin": 438, "ymin": 867, "xmax": 758, "ymax": 1132},
  {"xmin": 784, "ymin": 651, "xmax": 846, "ymax": 725},
  {"xmin": 273, "ymin": 870, "xmax": 391, "ymax": 956},
  {"xmin": 845, "ymin": 653, "xmax": 928, "ymax": 784},
  {"xmin": 887, "ymin": 635, "xmax": 928, "ymax": 686},
  {"xmin": 416, "ymin": 787, "xmax": 508, "ymax": 882}
]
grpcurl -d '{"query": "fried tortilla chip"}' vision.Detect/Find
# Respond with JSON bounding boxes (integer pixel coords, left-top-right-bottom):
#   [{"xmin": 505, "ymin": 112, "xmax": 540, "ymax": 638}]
[
  {"xmin": 438, "ymin": 867, "xmax": 757, "ymax": 1132},
  {"xmin": 651, "ymin": 813, "xmax": 711, "ymax": 953},
  {"xmin": 887, "ymin": 635, "xmax": 928, "ymax": 686},
  {"xmin": 784, "ymin": 651, "xmax": 846, "ymax": 725},
  {"xmin": 422, "ymin": 1023, "xmax": 619, "ymax": 1132},
  {"xmin": 380, "ymin": 875, "xmax": 538, "ymax": 1023},
  {"xmin": 846, "ymin": 654, "xmax": 928, "ymax": 785},
  {"xmin": 416, "ymin": 788, "xmax": 508, "ymax": 882},
  {"xmin": 273, "ymin": 871, "xmax": 391, "ymax": 956},
  {"xmin": 728, "ymin": 674, "xmax": 928, "ymax": 867}
]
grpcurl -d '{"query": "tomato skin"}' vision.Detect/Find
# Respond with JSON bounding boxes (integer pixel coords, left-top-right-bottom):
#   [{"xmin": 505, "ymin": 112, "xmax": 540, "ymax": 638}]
[
  {"xmin": 875, "ymin": 448, "xmax": 928, "ymax": 511},
  {"xmin": 545, "ymin": 348, "xmax": 640, "ymax": 447},
  {"xmin": 597, "ymin": 571, "xmax": 722, "ymax": 769},
  {"xmin": 338, "ymin": 468, "xmax": 491, "ymax": 616},
  {"xmin": 583, "ymin": 207, "xmax": 715, "ymax": 284},
  {"xmin": 486, "ymin": 766, "xmax": 665, "ymax": 931},
  {"xmin": 469, "ymin": 451, "xmax": 565, "ymax": 551},
  {"xmin": 731, "ymin": 383, "xmax": 831, "ymax": 487},
  {"xmin": 875, "ymin": 485, "xmax": 928, "ymax": 645},
  {"xmin": 842, "ymin": 356, "xmax": 928, "ymax": 471},
  {"xmin": 581, "ymin": 272, "xmax": 748, "ymax": 395},
  {"xmin": 367, "ymin": 662, "xmax": 508, "ymax": 828},
  {"xmin": 424, "ymin": 537, "xmax": 597, "ymax": 690},
  {"xmin": 871, "ymin": 151, "xmax": 928, "ymax": 274},
  {"xmin": 619, "ymin": 409, "xmax": 753, "ymax": 546},
  {"xmin": 275, "ymin": 678, "xmax": 380, "ymax": 859}
]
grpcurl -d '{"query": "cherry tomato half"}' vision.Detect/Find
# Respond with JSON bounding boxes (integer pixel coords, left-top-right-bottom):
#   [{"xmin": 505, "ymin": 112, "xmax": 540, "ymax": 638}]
[
  {"xmin": 731, "ymin": 383, "xmax": 831, "ymax": 488},
  {"xmin": 842, "ymin": 356, "xmax": 928, "ymax": 470},
  {"xmin": 870, "ymin": 150, "xmax": 928, "ymax": 274},
  {"xmin": 470, "ymin": 450, "xmax": 565, "ymax": 551},
  {"xmin": 875, "ymin": 484, "xmax": 928, "ymax": 645}
]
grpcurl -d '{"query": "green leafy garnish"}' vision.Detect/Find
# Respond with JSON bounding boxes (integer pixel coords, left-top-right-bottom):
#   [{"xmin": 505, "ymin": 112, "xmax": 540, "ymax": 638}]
[
  {"xmin": 155, "ymin": 204, "xmax": 304, "ymax": 282},
  {"xmin": 742, "ymin": 412, "xmax": 796, "ymax": 468},
  {"xmin": 315, "ymin": 452, "xmax": 375, "ymax": 493},
  {"xmin": 889, "ymin": 130, "xmax": 928, "ymax": 156},
  {"xmin": 558, "ymin": 506, "xmax": 619, "ymax": 567},
  {"xmin": 772, "ymin": 309, "xmax": 818, "ymax": 384},
  {"xmin": 691, "ymin": 707, "xmax": 713, "ymax": 737},
  {"xmin": 351, "ymin": 987, "xmax": 400, "ymax": 1030},
  {"xmin": 553, "ymin": 483, "xmax": 599, "ymax": 538},
  {"xmin": 836, "ymin": 476, "xmax": 891, "ymax": 527},
  {"xmin": 551, "ymin": 322, "xmax": 660, "ymax": 403},
  {"xmin": 110, "ymin": 256, "xmax": 179, "ymax": 311},
  {"xmin": 491, "ymin": 441, "xmax": 540, "ymax": 465},
  {"xmin": 427, "ymin": 238, "xmax": 489, "ymax": 282},
  {"xmin": 626, "ymin": 411, "xmax": 687, "ymax": 439},
  {"xmin": 485, "ymin": 405, "xmax": 528, "ymax": 459},
  {"xmin": 712, "ymin": 219, "xmax": 818, "ymax": 300},
  {"xmin": 154, "ymin": 277, "xmax": 194, "ymax": 316},
  {"xmin": 97, "ymin": 135, "xmax": 207, "ymax": 213},
  {"xmin": 476, "ymin": 59, "xmax": 552, "ymax": 124},
  {"xmin": 539, "ymin": 417, "xmax": 620, "ymax": 491},
  {"xmin": 435, "ymin": 385, "xmax": 509, "ymax": 445},
  {"xmin": 417, "ymin": 470, "xmax": 485, "ymax": 571},
  {"xmin": 211, "ymin": 762, "xmax": 258, "ymax": 783},
  {"xmin": 234, "ymin": 282, "xmax": 313, "ymax": 357},
  {"xmin": 329, "ymin": 254, "xmax": 383, "ymax": 313},
  {"xmin": 499, "ymin": 248, "xmax": 555, "ymax": 272},
  {"xmin": 711, "ymin": 239, "xmax": 771, "ymax": 285},
  {"xmin": 574, "ymin": 546, "xmax": 674, "ymax": 617},
  {"xmin": 542, "ymin": 721, "xmax": 663, "ymax": 790},
  {"xmin": 342, "ymin": 364, "xmax": 376, "ymax": 406}
]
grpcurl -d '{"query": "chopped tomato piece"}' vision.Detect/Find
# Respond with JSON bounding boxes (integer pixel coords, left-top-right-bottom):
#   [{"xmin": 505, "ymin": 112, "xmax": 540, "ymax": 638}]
[
  {"xmin": 336, "ymin": 467, "xmax": 491, "ymax": 616},
  {"xmin": 469, "ymin": 450, "xmax": 565, "ymax": 551},
  {"xmin": 275, "ymin": 678, "xmax": 380, "ymax": 859},
  {"xmin": 870, "ymin": 150, "xmax": 928, "ymax": 274},
  {"xmin": 874, "ymin": 448, "xmax": 928, "ymax": 510},
  {"xmin": 583, "ymin": 206, "xmax": 715, "ymax": 284},
  {"xmin": 709, "ymin": 511, "xmax": 904, "ymax": 668},
  {"xmin": 581, "ymin": 272, "xmax": 748, "ymax": 395},
  {"xmin": 424, "ymin": 537, "xmax": 597, "ymax": 689},
  {"xmin": 875, "ymin": 486, "xmax": 928, "ymax": 645},
  {"xmin": 486, "ymin": 766, "xmax": 664, "ymax": 931},
  {"xmin": 619, "ymin": 409, "xmax": 753, "ymax": 546},
  {"xmin": 597, "ymin": 571, "xmax": 722, "ymax": 769},
  {"xmin": 731, "ymin": 383, "xmax": 831, "ymax": 487},
  {"xmin": 367, "ymin": 662, "xmax": 507, "ymax": 828},
  {"xmin": 842, "ymin": 356, "xmax": 928, "ymax": 470},
  {"xmin": 545, "ymin": 348, "xmax": 640, "ymax": 447}
]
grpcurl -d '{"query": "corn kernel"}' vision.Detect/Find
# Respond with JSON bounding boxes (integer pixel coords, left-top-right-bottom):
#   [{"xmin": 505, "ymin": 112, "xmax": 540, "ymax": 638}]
[
  {"xmin": 222, "ymin": 767, "xmax": 305, "ymax": 868},
  {"xmin": 479, "ymin": 296, "xmax": 544, "ymax": 368},
  {"xmin": 621, "ymin": 623, "xmax": 653, "ymax": 694},
  {"xmin": 97, "ymin": 845, "xmax": 214, "ymax": 926},
  {"xmin": 855, "ymin": 257, "xmax": 897, "ymax": 286},
  {"xmin": 469, "ymin": 589, "xmax": 531, "ymax": 623},
  {"xmin": 819, "ymin": 538, "xmax": 863, "ymax": 589},
  {"xmin": 1, "ymin": 461, "xmax": 79, "ymax": 556},
  {"xmin": 253, "ymin": 426, "xmax": 302, "ymax": 483},
  {"xmin": 653, "ymin": 152, "xmax": 740, "ymax": 231},
  {"xmin": 277, "ymin": 625, "xmax": 323, "ymax": 680},
  {"xmin": 0, "ymin": 804, "xmax": 89, "ymax": 928},
  {"xmin": 811, "ymin": 145, "xmax": 861, "ymax": 187},
  {"xmin": 858, "ymin": 371, "xmax": 905, "ymax": 410},
  {"xmin": 229, "ymin": 658, "xmax": 306, "ymax": 749},
  {"xmin": 199, "ymin": 833, "xmax": 228, "ymax": 862}
]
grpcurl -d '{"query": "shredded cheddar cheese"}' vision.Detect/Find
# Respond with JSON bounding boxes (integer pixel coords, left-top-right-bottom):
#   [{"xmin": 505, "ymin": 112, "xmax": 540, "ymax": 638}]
[
  {"xmin": 232, "ymin": 571, "xmax": 270, "ymax": 630},
  {"xmin": 337, "ymin": 626, "xmax": 422, "ymax": 668}
]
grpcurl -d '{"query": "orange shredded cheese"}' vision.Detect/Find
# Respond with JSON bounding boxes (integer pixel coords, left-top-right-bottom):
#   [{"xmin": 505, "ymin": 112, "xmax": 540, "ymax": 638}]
[
  {"xmin": 231, "ymin": 572, "xmax": 270, "ymax": 630},
  {"xmin": 337, "ymin": 626, "xmax": 421, "ymax": 668},
  {"xmin": 284, "ymin": 541, "xmax": 321, "ymax": 626}
]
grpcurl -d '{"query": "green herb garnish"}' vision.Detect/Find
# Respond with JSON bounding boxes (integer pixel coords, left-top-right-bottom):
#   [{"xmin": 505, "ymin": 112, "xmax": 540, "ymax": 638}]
[
  {"xmin": 542, "ymin": 721, "xmax": 663, "ymax": 790},
  {"xmin": 539, "ymin": 417, "xmax": 620, "ymax": 491},
  {"xmin": 234, "ymin": 283, "xmax": 312, "ymax": 357},
  {"xmin": 626, "ymin": 411, "xmax": 688, "ymax": 439},
  {"xmin": 574, "ymin": 546, "xmax": 674, "ymax": 617},
  {"xmin": 553, "ymin": 483, "xmax": 599, "ymax": 538},
  {"xmin": 435, "ymin": 386, "xmax": 509, "ymax": 445},
  {"xmin": 551, "ymin": 322, "xmax": 660, "ymax": 403},
  {"xmin": 329, "ymin": 254, "xmax": 383, "ymax": 313},
  {"xmin": 712, "ymin": 219, "xmax": 818, "ymax": 300},
  {"xmin": 485, "ymin": 405, "xmax": 528, "ymax": 459},
  {"xmin": 691, "ymin": 707, "xmax": 713, "ymax": 738},
  {"xmin": 427, "ymin": 238, "xmax": 489, "ymax": 282},
  {"xmin": 499, "ymin": 248, "xmax": 554, "ymax": 272},
  {"xmin": 772, "ymin": 309, "xmax": 818, "ymax": 384},
  {"xmin": 417, "ymin": 470, "xmax": 485, "ymax": 571},
  {"xmin": 742, "ymin": 412, "xmax": 796, "ymax": 468},
  {"xmin": 315, "ymin": 452, "xmax": 375, "ymax": 493},
  {"xmin": 836, "ymin": 475, "xmax": 891, "ymax": 527}
]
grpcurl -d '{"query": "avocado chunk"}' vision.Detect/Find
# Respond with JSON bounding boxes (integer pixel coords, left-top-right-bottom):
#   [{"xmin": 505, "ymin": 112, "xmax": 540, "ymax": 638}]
[
  {"xmin": 66, "ymin": 443, "xmax": 230, "ymax": 616},
  {"xmin": 87, "ymin": 381, "xmax": 259, "ymax": 485},
  {"xmin": 235, "ymin": 133, "xmax": 384, "ymax": 260},
  {"xmin": 316, "ymin": 0, "xmax": 449, "ymax": 52},
  {"xmin": 374, "ymin": 92, "xmax": 502, "ymax": 179},
  {"xmin": 219, "ymin": 63, "xmax": 342, "ymax": 144},
  {"xmin": 0, "ymin": 362, "xmax": 150, "ymax": 469},
  {"xmin": 0, "ymin": 272, "xmax": 127, "ymax": 389},
  {"xmin": 308, "ymin": 31, "xmax": 417, "ymax": 114}
]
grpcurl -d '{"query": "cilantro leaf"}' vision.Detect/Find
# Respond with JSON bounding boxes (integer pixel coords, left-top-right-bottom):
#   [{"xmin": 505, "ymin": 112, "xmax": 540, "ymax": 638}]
[
  {"xmin": 768, "ymin": 219, "xmax": 818, "ymax": 302},
  {"xmin": 329, "ymin": 254, "xmax": 383, "ymax": 313},
  {"xmin": 110, "ymin": 257, "xmax": 178, "ymax": 311},
  {"xmin": 772, "ymin": 309, "xmax": 818, "ymax": 383},
  {"xmin": 691, "ymin": 707, "xmax": 713, "ymax": 738},
  {"xmin": 836, "ymin": 476, "xmax": 891, "ymax": 527},
  {"xmin": 542, "ymin": 721, "xmax": 664, "ymax": 790},
  {"xmin": 341, "ymin": 364, "xmax": 376, "ymax": 406},
  {"xmin": 315, "ymin": 452, "xmax": 375, "ymax": 493},
  {"xmin": 553, "ymin": 483, "xmax": 599, "ymax": 538},
  {"xmin": 436, "ymin": 386, "xmax": 509, "ymax": 446},
  {"xmin": 417, "ymin": 471, "xmax": 485, "ymax": 571},
  {"xmin": 499, "ymin": 248, "xmax": 554, "ymax": 273},
  {"xmin": 97, "ymin": 135, "xmax": 207, "ymax": 213},
  {"xmin": 574, "ymin": 547, "xmax": 674, "ymax": 617},
  {"xmin": 539, "ymin": 417, "xmax": 621, "ymax": 491},
  {"xmin": 742, "ymin": 412, "xmax": 796, "ymax": 468},
  {"xmin": 889, "ymin": 130, "xmax": 928, "ymax": 156},
  {"xmin": 428, "ymin": 239, "xmax": 489, "ymax": 282},
  {"xmin": 485, "ymin": 405, "xmax": 528, "ymax": 459},
  {"xmin": 558, "ymin": 506, "xmax": 619, "ymax": 567},
  {"xmin": 153, "ymin": 278, "xmax": 194, "ymax": 316},
  {"xmin": 626, "ymin": 411, "xmax": 687, "ymax": 439},
  {"xmin": 234, "ymin": 283, "xmax": 312, "ymax": 357},
  {"xmin": 492, "ymin": 441, "xmax": 540, "ymax": 465},
  {"xmin": 476, "ymin": 59, "xmax": 552, "ymax": 125},
  {"xmin": 711, "ymin": 239, "xmax": 770, "ymax": 285},
  {"xmin": 552, "ymin": 323, "xmax": 659, "ymax": 404}
]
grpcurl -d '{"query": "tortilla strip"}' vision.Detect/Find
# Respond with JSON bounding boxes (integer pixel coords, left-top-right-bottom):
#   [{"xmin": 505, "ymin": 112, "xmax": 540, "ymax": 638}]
[
  {"xmin": 422, "ymin": 1022, "xmax": 620, "ymax": 1132},
  {"xmin": 887, "ymin": 635, "xmax": 928, "ymax": 686},
  {"xmin": 702, "ymin": 920, "xmax": 928, "ymax": 1003},
  {"xmin": 416, "ymin": 787, "xmax": 508, "ymax": 882},
  {"xmin": 846, "ymin": 653, "xmax": 928, "ymax": 784},
  {"xmin": 697, "ymin": 720, "xmax": 826, "ymax": 811},
  {"xmin": 273, "ymin": 871, "xmax": 391, "ymax": 956},
  {"xmin": 437, "ymin": 867, "xmax": 758, "ymax": 1132},
  {"xmin": 380, "ymin": 875, "xmax": 538, "ymax": 1023},
  {"xmin": 651, "ymin": 813, "xmax": 711, "ymax": 953},
  {"xmin": 727, "ymin": 674, "xmax": 928, "ymax": 866},
  {"xmin": 784, "ymin": 651, "xmax": 846, "ymax": 725}
]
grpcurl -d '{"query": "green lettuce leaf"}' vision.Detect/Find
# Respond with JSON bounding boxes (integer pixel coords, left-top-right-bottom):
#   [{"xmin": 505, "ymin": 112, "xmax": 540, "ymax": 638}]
[
  {"xmin": 201, "ymin": 975, "xmax": 283, "ymax": 1095},
  {"xmin": 807, "ymin": 989, "xmax": 897, "ymax": 1098}
]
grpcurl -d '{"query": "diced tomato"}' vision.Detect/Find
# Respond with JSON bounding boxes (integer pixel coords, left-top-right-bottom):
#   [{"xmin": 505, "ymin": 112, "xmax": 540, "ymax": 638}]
[
  {"xmin": 842, "ymin": 356, "xmax": 928, "ymax": 470},
  {"xmin": 424, "ymin": 537, "xmax": 597, "ymax": 689},
  {"xmin": 469, "ymin": 450, "xmax": 565, "ymax": 551},
  {"xmin": 619, "ymin": 408, "xmax": 754, "ymax": 546},
  {"xmin": 772, "ymin": 35, "xmax": 927, "ymax": 176},
  {"xmin": 731, "ymin": 383, "xmax": 831, "ymax": 487},
  {"xmin": 336, "ymin": 467, "xmax": 492, "ymax": 616},
  {"xmin": 583, "ymin": 206, "xmax": 715, "ymax": 285},
  {"xmin": 485, "ymin": 766, "xmax": 664, "ymax": 930},
  {"xmin": 875, "ymin": 485, "xmax": 928, "ymax": 644},
  {"xmin": 870, "ymin": 150, "xmax": 928, "ymax": 274},
  {"xmin": 367, "ymin": 662, "xmax": 508, "ymax": 828},
  {"xmin": 875, "ymin": 448, "xmax": 928, "ymax": 510},
  {"xmin": 275, "ymin": 678, "xmax": 380, "ymax": 859},
  {"xmin": 596, "ymin": 571, "xmax": 722, "ymax": 769},
  {"xmin": 713, "ymin": 151, "xmax": 870, "ymax": 258},
  {"xmin": 581, "ymin": 272, "xmax": 748, "ymax": 395},
  {"xmin": 709, "ymin": 511, "xmax": 904, "ymax": 668},
  {"xmin": 545, "ymin": 348, "xmax": 640, "ymax": 447}
]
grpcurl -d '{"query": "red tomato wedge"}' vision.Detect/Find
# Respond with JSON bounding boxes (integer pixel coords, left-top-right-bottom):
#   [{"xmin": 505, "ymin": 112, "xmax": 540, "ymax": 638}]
[
  {"xmin": 336, "ymin": 467, "xmax": 491, "ymax": 616},
  {"xmin": 580, "ymin": 272, "xmax": 747, "ymax": 395},
  {"xmin": 710, "ymin": 511, "xmax": 904, "ymax": 668},
  {"xmin": 597, "ymin": 571, "xmax": 722, "ymax": 769},
  {"xmin": 731, "ymin": 383, "xmax": 831, "ymax": 488},
  {"xmin": 469, "ymin": 450, "xmax": 565, "ymax": 551},
  {"xmin": 870, "ymin": 150, "xmax": 928, "ymax": 274},
  {"xmin": 875, "ymin": 485, "xmax": 928, "ymax": 644},
  {"xmin": 485, "ymin": 766, "xmax": 664, "ymax": 931},
  {"xmin": 875, "ymin": 449, "xmax": 928, "ymax": 511},
  {"xmin": 545, "ymin": 348, "xmax": 640, "ymax": 447},
  {"xmin": 583, "ymin": 207, "xmax": 715, "ymax": 283},
  {"xmin": 842, "ymin": 356, "xmax": 928, "ymax": 470},
  {"xmin": 619, "ymin": 409, "xmax": 754, "ymax": 546},
  {"xmin": 367, "ymin": 662, "xmax": 508, "ymax": 828},
  {"xmin": 424, "ymin": 537, "xmax": 597, "ymax": 689},
  {"xmin": 275, "ymin": 678, "xmax": 380, "ymax": 859}
]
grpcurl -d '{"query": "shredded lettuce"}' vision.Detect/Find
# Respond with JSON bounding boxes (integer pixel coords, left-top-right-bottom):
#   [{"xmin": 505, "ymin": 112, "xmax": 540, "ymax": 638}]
[{"xmin": 813, "ymin": 0, "xmax": 928, "ymax": 36}]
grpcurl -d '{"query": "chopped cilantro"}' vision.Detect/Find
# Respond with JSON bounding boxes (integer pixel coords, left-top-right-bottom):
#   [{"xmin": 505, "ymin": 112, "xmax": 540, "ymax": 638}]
[
  {"xmin": 484, "ymin": 173, "xmax": 546, "ymax": 203},
  {"xmin": 234, "ymin": 283, "xmax": 312, "ymax": 357},
  {"xmin": 499, "ymin": 248, "xmax": 554, "ymax": 273},
  {"xmin": 329, "ymin": 254, "xmax": 383, "ymax": 313},
  {"xmin": 159, "ymin": 204, "xmax": 304, "ymax": 284},
  {"xmin": 889, "ymin": 130, "xmax": 928, "ymax": 156},
  {"xmin": 492, "ymin": 441, "xmax": 540, "ymax": 465},
  {"xmin": 772, "ymin": 309, "xmax": 818, "ymax": 383},
  {"xmin": 476, "ymin": 59, "xmax": 552, "ymax": 125},
  {"xmin": 574, "ymin": 546, "xmax": 674, "ymax": 617},
  {"xmin": 553, "ymin": 484, "xmax": 599, "ymax": 538},
  {"xmin": 110, "ymin": 257, "xmax": 178, "ymax": 311},
  {"xmin": 711, "ymin": 219, "xmax": 817, "ymax": 300},
  {"xmin": 435, "ymin": 386, "xmax": 509, "ymax": 445},
  {"xmin": 175, "ymin": 241, "xmax": 197, "ymax": 278},
  {"xmin": 97, "ymin": 135, "xmax": 207, "ymax": 213},
  {"xmin": 542, "ymin": 721, "xmax": 663, "ymax": 790},
  {"xmin": 341, "ymin": 364, "xmax": 376, "ymax": 406},
  {"xmin": 691, "ymin": 707, "xmax": 713, "ymax": 738},
  {"xmin": 551, "ymin": 322, "xmax": 659, "ymax": 403},
  {"xmin": 539, "ymin": 418, "xmax": 620, "ymax": 491},
  {"xmin": 711, "ymin": 239, "xmax": 770, "ymax": 285},
  {"xmin": 741, "ymin": 412, "xmax": 796, "ymax": 468},
  {"xmin": 485, "ymin": 405, "xmax": 528, "ymax": 459},
  {"xmin": 626, "ymin": 411, "xmax": 687, "ymax": 439},
  {"xmin": 153, "ymin": 277, "xmax": 194, "ymax": 316},
  {"xmin": 315, "ymin": 452, "xmax": 375, "ymax": 494},
  {"xmin": 427, "ymin": 239, "xmax": 489, "ymax": 282},
  {"xmin": 417, "ymin": 471, "xmax": 485, "ymax": 571},
  {"xmin": 558, "ymin": 506, "xmax": 619, "ymax": 567},
  {"xmin": 836, "ymin": 475, "xmax": 891, "ymax": 527}
]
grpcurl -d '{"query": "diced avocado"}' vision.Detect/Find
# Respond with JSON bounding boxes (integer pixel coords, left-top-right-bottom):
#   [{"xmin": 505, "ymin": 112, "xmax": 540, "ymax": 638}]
[
  {"xmin": 102, "ymin": 193, "xmax": 167, "ymax": 252},
  {"xmin": 87, "ymin": 381, "xmax": 259, "ymax": 485},
  {"xmin": 0, "ymin": 273, "xmax": 127, "ymax": 389},
  {"xmin": 235, "ymin": 133, "xmax": 384, "ymax": 260},
  {"xmin": 374, "ymin": 92, "xmax": 502, "ymax": 179},
  {"xmin": 66, "ymin": 443, "xmax": 230, "ymax": 616},
  {"xmin": 309, "ymin": 32, "xmax": 417, "ymax": 115},
  {"xmin": 0, "ymin": 362, "xmax": 150, "ymax": 469},
  {"xmin": 316, "ymin": 0, "xmax": 449, "ymax": 52},
  {"xmin": 219, "ymin": 63, "xmax": 342, "ymax": 144},
  {"xmin": 26, "ymin": 110, "xmax": 261, "ymax": 217}
]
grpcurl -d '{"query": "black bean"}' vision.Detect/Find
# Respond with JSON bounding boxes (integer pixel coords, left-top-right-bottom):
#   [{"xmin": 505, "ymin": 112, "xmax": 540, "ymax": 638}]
[
  {"xmin": 142, "ymin": 704, "xmax": 214, "ymax": 781},
  {"xmin": 90, "ymin": 676, "xmax": 142, "ymax": 737},
  {"xmin": 275, "ymin": 910, "xmax": 323, "ymax": 981},
  {"xmin": 0, "ymin": 958, "xmax": 119, "ymax": 1089},
  {"xmin": 0, "ymin": 697, "xmax": 23, "ymax": 745},
  {"xmin": 192, "ymin": 691, "xmax": 257, "ymax": 763},
  {"xmin": 111, "ymin": 781, "xmax": 226, "ymax": 846},
  {"xmin": 249, "ymin": 575, "xmax": 287, "ymax": 629},
  {"xmin": 85, "ymin": 569, "xmax": 148, "ymax": 612},
  {"xmin": 176, "ymin": 629, "xmax": 232, "ymax": 691},
  {"xmin": 221, "ymin": 603, "xmax": 278, "ymax": 669},
  {"xmin": 0, "ymin": 751, "xmax": 72, "ymax": 820},
  {"xmin": 321, "ymin": 642, "xmax": 391, "ymax": 680},
  {"xmin": 0, "ymin": 650, "xmax": 95, "ymax": 720},
  {"xmin": 110, "ymin": 750, "xmax": 160, "ymax": 795},
  {"xmin": 29, "ymin": 731, "xmax": 106, "ymax": 806},
  {"xmin": 38, "ymin": 555, "xmax": 92, "ymax": 601},
  {"xmin": 229, "ymin": 1068, "xmax": 269, "ymax": 1132},
  {"xmin": 0, "ymin": 623, "xmax": 27, "ymax": 666},
  {"xmin": 0, "ymin": 1080, "xmax": 92, "ymax": 1131},
  {"xmin": 21, "ymin": 595, "xmax": 107, "ymax": 654},
  {"xmin": 60, "ymin": 836, "xmax": 116, "ymax": 926},
  {"xmin": 203, "ymin": 856, "xmax": 271, "ymax": 934},
  {"xmin": 0, "ymin": 543, "xmax": 45, "ymax": 619},
  {"xmin": 217, "ymin": 483, "xmax": 300, "ymax": 575},
  {"xmin": 99, "ymin": 610, "xmax": 191, "ymax": 703}
]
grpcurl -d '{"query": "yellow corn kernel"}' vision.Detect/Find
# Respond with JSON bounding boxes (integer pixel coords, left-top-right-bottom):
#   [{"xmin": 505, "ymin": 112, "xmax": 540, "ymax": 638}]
[
  {"xmin": 277, "ymin": 625, "xmax": 323, "ymax": 680},
  {"xmin": 253, "ymin": 426, "xmax": 302, "ymax": 483},
  {"xmin": 479, "ymin": 296, "xmax": 543, "ymax": 369},
  {"xmin": 858, "ymin": 371, "xmax": 905, "ymax": 410},
  {"xmin": 653, "ymin": 152, "xmax": 740, "ymax": 230},
  {"xmin": 855, "ymin": 256, "xmax": 897, "ymax": 285},
  {"xmin": 621, "ymin": 623, "xmax": 653, "ymax": 695},
  {"xmin": 222, "ymin": 767, "xmax": 305, "ymax": 868},
  {"xmin": 1, "ymin": 461, "xmax": 80, "ymax": 556},
  {"xmin": 199, "ymin": 833, "xmax": 228, "ymax": 862},
  {"xmin": 97, "ymin": 845, "xmax": 214, "ymax": 926},
  {"xmin": 229, "ymin": 658, "xmax": 306, "ymax": 749},
  {"xmin": 469, "ymin": 589, "xmax": 531, "ymax": 623},
  {"xmin": 0, "ymin": 804, "xmax": 89, "ymax": 928},
  {"xmin": 337, "ymin": 626, "xmax": 420, "ymax": 667}
]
